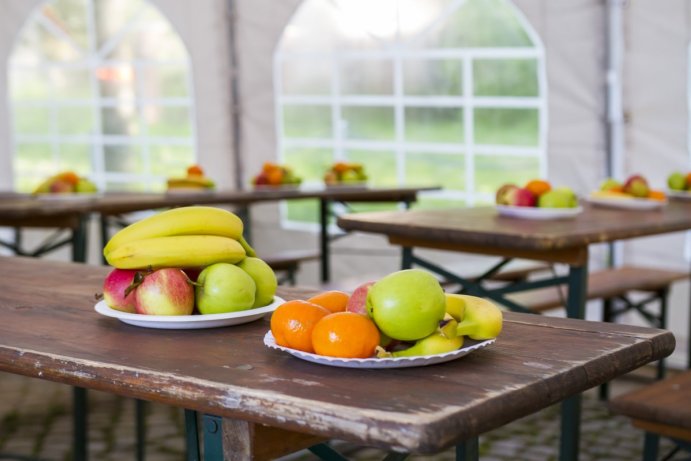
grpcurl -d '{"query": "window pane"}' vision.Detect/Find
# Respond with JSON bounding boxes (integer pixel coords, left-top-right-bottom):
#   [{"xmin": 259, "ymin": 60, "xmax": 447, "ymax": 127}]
[
  {"xmin": 97, "ymin": 65, "xmax": 137, "ymax": 98},
  {"xmin": 284, "ymin": 147, "xmax": 333, "ymax": 181},
  {"xmin": 474, "ymin": 154, "xmax": 539, "ymax": 195},
  {"xmin": 15, "ymin": 143, "xmax": 53, "ymax": 175},
  {"xmin": 283, "ymin": 106, "xmax": 332, "ymax": 138},
  {"xmin": 345, "ymin": 150, "xmax": 397, "ymax": 186},
  {"xmin": 110, "ymin": 7, "xmax": 187, "ymax": 61},
  {"xmin": 405, "ymin": 107, "xmax": 463, "ymax": 143},
  {"xmin": 342, "ymin": 106, "xmax": 394, "ymax": 140},
  {"xmin": 101, "ymin": 105, "xmax": 139, "ymax": 135},
  {"xmin": 144, "ymin": 106, "xmax": 192, "ymax": 136},
  {"xmin": 93, "ymin": 0, "xmax": 145, "ymax": 50},
  {"xmin": 341, "ymin": 59, "xmax": 393, "ymax": 95},
  {"xmin": 474, "ymin": 108, "xmax": 538, "ymax": 145},
  {"xmin": 474, "ymin": 59, "xmax": 538, "ymax": 97},
  {"xmin": 149, "ymin": 145, "xmax": 195, "ymax": 176},
  {"xmin": 104, "ymin": 144, "xmax": 141, "ymax": 173},
  {"xmin": 11, "ymin": 70, "xmax": 51, "ymax": 100},
  {"xmin": 47, "ymin": 0, "xmax": 89, "ymax": 52},
  {"xmin": 59, "ymin": 143, "xmax": 92, "ymax": 174},
  {"xmin": 106, "ymin": 179, "xmax": 154, "ymax": 192},
  {"xmin": 403, "ymin": 59, "xmax": 462, "ymax": 96},
  {"xmin": 53, "ymin": 68, "xmax": 93, "ymax": 99},
  {"xmin": 13, "ymin": 106, "xmax": 51, "ymax": 134},
  {"xmin": 414, "ymin": 196, "xmax": 467, "ymax": 209},
  {"xmin": 405, "ymin": 152, "xmax": 465, "ymax": 190},
  {"xmin": 58, "ymin": 106, "xmax": 94, "ymax": 135},
  {"xmin": 140, "ymin": 65, "xmax": 190, "ymax": 99},
  {"xmin": 281, "ymin": 60, "xmax": 331, "ymax": 95}
]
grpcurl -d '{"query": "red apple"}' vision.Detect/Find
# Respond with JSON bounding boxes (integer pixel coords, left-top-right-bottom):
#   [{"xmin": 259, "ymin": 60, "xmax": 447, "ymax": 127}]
[
  {"xmin": 49, "ymin": 179, "xmax": 74, "ymax": 193},
  {"xmin": 509, "ymin": 187, "xmax": 537, "ymax": 207},
  {"xmin": 495, "ymin": 184, "xmax": 518, "ymax": 205},
  {"xmin": 135, "ymin": 268, "xmax": 194, "ymax": 315},
  {"xmin": 103, "ymin": 268, "xmax": 139, "ymax": 313},
  {"xmin": 623, "ymin": 174, "xmax": 650, "ymax": 198},
  {"xmin": 345, "ymin": 281, "xmax": 376, "ymax": 315}
]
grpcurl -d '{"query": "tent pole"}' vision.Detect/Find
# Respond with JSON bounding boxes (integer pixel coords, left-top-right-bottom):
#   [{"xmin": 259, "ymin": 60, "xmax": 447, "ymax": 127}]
[{"xmin": 606, "ymin": 0, "xmax": 626, "ymax": 267}]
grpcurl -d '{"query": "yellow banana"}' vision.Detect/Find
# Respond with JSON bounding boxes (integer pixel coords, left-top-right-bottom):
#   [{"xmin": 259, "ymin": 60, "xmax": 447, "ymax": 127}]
[
  {"xmin": 104, "ymin": 206, "xmax": 255, "ymax": 256},
  {"xmin": 106, "ymin": 235, "xmax": 246, "ymax": 269}
]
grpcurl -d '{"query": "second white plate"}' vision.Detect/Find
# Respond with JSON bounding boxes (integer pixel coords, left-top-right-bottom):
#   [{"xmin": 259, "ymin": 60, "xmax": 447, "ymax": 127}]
[
  {"xmin": 667, "ymin": 190, "xmax": 691, "ymax": 200},
  {"xmin": 95, "ymin": 296, "xmax": 285, "ymax": 329},
  {"xmin": 586, "ymin": 196, "xmax": 666, "ymax": 210},
  {"xmin": 263, "ymin": 331, "xmax": 495, "ymax": 369},
  {"xmin": 496, "ymin": 205, "xmax": 582, "ymax": 220}
]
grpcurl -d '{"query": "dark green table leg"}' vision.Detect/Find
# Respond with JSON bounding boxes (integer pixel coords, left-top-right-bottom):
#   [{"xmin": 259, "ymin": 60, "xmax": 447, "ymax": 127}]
[
  {"xmin": 73, "ymin": 387, "xmax": 87, "ymax": 461},
  {"xmin": 456, "ymin": 437, "xmax": 479, "ymax": 461},
  {"xmin": 559, "ymin": 263, "xmax": 588, "ymax": 461},
  {"xmin": 136, "ymin": 400, "xmax": 146, "ymax": 461},
  {"xmin": 202, "ymin": 415, "xmax": 223, "ymax": 460},
  {"xmin": 185, "ymin": 410, "xmax": 200, "ymax": 461},
  {"xmin": 319, "ymin": 199, "xmax": 330, "ymax": 283}
]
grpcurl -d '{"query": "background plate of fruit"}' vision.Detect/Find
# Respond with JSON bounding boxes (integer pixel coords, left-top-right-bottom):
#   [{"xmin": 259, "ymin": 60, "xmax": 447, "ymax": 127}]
[
  {"xmin": 323, "ymin": 162, "xmax": 368, "ymax": 187},
  {"xmin": 97, "ymin": 206, "xmax": 282, "ymax": 329},
  {"xmin": 166, "ymin": 165, "xmax": 215, "ymax": 193},
  {"xmin": 667, "ymin": 171, "xmax": 691, "ymax": 200},
  {"xmin": 252, "ymin": 162, "xmax": 302, "ymax": 188},
  {"xmin": 33, "ymin": 171, "xmax": 99, "ymax": 198},
  {"xmin": 587, "ymin": 175, "xmax": 667, "ymax": 210},
  {"xmin": 264, "ymin": 269, "xmax": 501, "ymax": 368},
  {"xmin": 495, "ymin": 179, "xmax": 581, "ymax": 219}
]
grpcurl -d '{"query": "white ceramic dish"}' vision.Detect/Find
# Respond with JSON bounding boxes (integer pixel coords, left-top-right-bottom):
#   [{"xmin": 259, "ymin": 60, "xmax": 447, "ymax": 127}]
[
  {"xmin": 667, "ymin": 190, "xmax": 691, "ymax": 200},
  {"xmin": 94, "ymin": 296, "xmax": 285, "ymax": 329},
  {"xmin": 263, "ymin": 331, "xmax": 495, "ymax": 369},
  {"xmin": 586, "ymin": 196, "xmax": 666, "ymax": 210},
  {"xmin": 36, "ymin": 192, "xmax": 102, "ymax": 201},
  {"xmin": 496, "ymin": 205, "xmax": 582, "ymax": 220}
]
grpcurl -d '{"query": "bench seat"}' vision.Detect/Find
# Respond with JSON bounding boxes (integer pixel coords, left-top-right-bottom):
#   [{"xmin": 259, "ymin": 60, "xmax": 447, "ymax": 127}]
[{"xmin": 261, "ymin": 249, "xmax": 320, "ymax": 285}]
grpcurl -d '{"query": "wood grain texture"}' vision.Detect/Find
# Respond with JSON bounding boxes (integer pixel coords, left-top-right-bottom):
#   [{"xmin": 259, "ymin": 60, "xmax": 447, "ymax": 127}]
[
  {"xmin": 337, "ymin": 202, "xmax": 691, "ymax": 253},
  {"xmin": 0, "ymin": 256, "xmax": 676, "ymax": 454}
]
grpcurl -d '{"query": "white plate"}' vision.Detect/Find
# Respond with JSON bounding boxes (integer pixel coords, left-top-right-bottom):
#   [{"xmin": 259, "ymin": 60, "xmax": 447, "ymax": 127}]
[
  {"xmin": 667, "ymin": 190, "xmax": 691, "ymax": 200},
  {"xmin": 586, "ymin": 196, "xmax": 667, "ymax": 210},
  {"xmin": 263, "ymin": 331, "xmax": 495, "ymax": 369},
  {"xmin": 496, "ymin": 205, "xmax": 582, "ymax": 220},
  {"xmin": 36, "ymin": 192, "xmax": 102, "ymax": 201},
  {"xmin": 94, "ymin": 296, "xmax": 285, "ymax": 329}
]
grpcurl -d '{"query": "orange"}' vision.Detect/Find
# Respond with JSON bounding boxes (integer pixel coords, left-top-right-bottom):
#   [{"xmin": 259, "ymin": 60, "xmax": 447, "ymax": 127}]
[
  {"xmin": 524, "ymin": 179, "xmax": 551, "ymax": 197},
  {"xmin": 311, "ymin": 312, "xmax": 381, "ymax": 358},
  {"xmin": 57, "ymin": 171, "xmax": 80, "ymax": 185},
  {"xmin": 266, "ymin": 168, "xmax": 284, "ymax": 185},
  {"xmin": 648, "ymin": 190, "xmax": 666, "ymax": 201},
  {"xmin": 187, "ymin": 164, "xmax": 204, "ymax": 176},
  {"xmin": 686, "ymin": 172, "xmax": 691, "ymax": 189},
  {"xmin": 270, "ymin": 300, "xmax": 330, "ymax": 353},
  {"xmin": 307, "ymin": 290, "xmax": 350, "ymax": 313}
]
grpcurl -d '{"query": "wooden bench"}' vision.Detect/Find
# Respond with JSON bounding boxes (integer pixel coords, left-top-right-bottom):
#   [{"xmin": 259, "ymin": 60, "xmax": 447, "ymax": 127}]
[
  {"xmin": 609, "ymin": 370, "xmax": 691, "ymax": 461},
  {"xmin": 507, "ymin": 265, "xmax": 688, "ymax": 395},
  {"xmin": 261, "ymin": 249, "xmax": 320, "ymax": 285}
]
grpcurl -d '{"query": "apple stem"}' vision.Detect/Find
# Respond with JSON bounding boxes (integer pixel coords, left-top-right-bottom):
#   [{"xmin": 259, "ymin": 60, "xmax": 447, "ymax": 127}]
[{"xmin": 124, "ymin": 270, "xmax": 148, "ymax": 297}]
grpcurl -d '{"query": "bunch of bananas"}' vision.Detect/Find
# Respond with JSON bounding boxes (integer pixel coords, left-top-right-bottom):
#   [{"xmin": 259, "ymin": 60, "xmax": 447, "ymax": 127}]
[{"xmin": 104, "ymin": 206, "xmax": 256, "ymax": 269}]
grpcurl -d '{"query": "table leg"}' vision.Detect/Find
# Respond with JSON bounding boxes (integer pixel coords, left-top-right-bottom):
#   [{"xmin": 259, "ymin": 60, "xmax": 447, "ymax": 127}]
[
  {"xmin": 73, "ymin": 386, "xmax": 88, "ymax": 461},
  {"xmin": 456, "ymin": 437, "xmax": 479, "ymax": 461},
  {"xmin": 71, "ymin": 216, "xmax": 88, "ymax": 264},
  {"xmin": 185, "ymin": 410, "xmax": 200, "ymax": 461},
  {"xmin": 202, "ymin": 414, "xmax": 223, "ymax": 460},
  {"xmin": 401, "ymin": 247, "xmax": 413, "ymax": 270},
  {"xmin": 319, "ymin": 199, "xmax": 330, "ymax": 283}
]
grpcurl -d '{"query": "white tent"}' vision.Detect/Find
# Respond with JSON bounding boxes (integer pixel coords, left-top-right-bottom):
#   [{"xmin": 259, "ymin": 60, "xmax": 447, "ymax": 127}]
[{"xmin": 0, "ymin": 0, "xmax": 688, "ymax": 366}]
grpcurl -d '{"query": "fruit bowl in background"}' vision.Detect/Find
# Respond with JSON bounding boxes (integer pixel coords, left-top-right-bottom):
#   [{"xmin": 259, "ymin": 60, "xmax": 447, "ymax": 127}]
[
  {"xmin": 667, "ymin": 171, "xmax": 691, "ymax": 200},
  {"xmin": 33, "ymin": 171, "xmax": 98, "ymax": 196},
  {"xmin": 252, "ymin": 162, "xmax": 302, "ymax": 188},
  {"xmin": 586, "ymin": 175, "xmax": 667, "ymax": 209},
  {"xmin": 94, "ymin": 296, "xmax": 285, "ymax": 329},
  {"xmin": 167, "ymin": 165, "xmax": 215, "ymax": 193},
  {"xmin": 495, "ymin": 179, "xmax": 580, "ymax": 218},
  {"xmin": 263, "ymin": 330, "xmax": 494, "ymax": 369},
  {"xmin": 323, "ymin": 162, "xmax": 368, "ymax": 187}
]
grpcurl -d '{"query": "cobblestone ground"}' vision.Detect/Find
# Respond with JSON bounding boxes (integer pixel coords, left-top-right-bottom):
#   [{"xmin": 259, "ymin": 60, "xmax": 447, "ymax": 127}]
[{"xmin": 0, "ymin": 373, "xmax": 682, "ymax": 461}]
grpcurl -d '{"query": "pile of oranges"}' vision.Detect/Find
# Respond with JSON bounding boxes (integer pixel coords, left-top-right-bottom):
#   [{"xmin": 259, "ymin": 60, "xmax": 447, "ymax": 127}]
[{"xmin": 270, "ymin": 291, "xmax": 380, "ymax": 359}]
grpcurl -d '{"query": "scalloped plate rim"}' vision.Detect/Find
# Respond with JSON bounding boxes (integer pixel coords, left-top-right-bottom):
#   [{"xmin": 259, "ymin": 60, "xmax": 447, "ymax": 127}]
[
  {"xmin": 263, "ymin": 331, "xmax": 495, "ymax": 368},
  {"xmin": 667, "ymin": 190, "xmax": 691, "ymax": 200},
  {"xmin": 94, "ymin": 296, "xmax": 285, "ymax": 329},
  {"xmin": 586, "ymin": 195, "xmax": 667, "ymax": 210}
]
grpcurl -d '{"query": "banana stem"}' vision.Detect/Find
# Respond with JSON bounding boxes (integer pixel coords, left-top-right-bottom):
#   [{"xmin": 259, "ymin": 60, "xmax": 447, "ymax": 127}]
[
  {"xmin": 455, "ymin": 321, "xmax": 478, "ymax": 337},
  {"xmin": 238, "ymin": 236, "xmax": 256, "ymax": 257}
]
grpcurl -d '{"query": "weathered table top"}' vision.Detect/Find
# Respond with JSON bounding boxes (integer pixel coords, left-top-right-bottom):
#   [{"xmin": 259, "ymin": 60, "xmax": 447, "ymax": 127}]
[
  {"xmin": 0, "ymin": 185, "xmax": 437, "ymax": 222},
  {"xmin": 0, "ymin": 256, "xmax": 675, "ymax": 454}
]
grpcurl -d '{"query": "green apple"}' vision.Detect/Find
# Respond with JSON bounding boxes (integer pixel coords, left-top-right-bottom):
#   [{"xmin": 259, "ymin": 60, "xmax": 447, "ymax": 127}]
[
  {"xmin": 366, "ymin": 269, "xmax": 446, "ymax": 341},
  {"xmin": 668, "ymin": 172, "xmax": 686, "ymax": 191},
  {"xmin": 599, "ymin": 178, "xmax": 622, "ymax": 191},
  {"xmin": 236, "ymin": 257, "xmax": 277, "ymax": 307},
  {"xmin": 75, "ymin": 178, "xmax": 98, "ymax": 193},
  {"xmin": 195, "ymin": 263, "xmax": 256, "ymax": 314},
  {"xmin": 538, "ymin": 187, "xmax": 577, "ymax": 208}
]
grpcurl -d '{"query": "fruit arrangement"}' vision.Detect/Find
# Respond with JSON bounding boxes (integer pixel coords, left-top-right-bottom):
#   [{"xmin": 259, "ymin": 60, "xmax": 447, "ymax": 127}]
[
  {"xmin": 167, "ymin": 165, "xmax": 215, "ymax": 191},
  {"xmin": 101, "ymin": 206, "xmax": 277, "ymax": 316},
  {"xmin": 252, "ymin": 162, "xmax": 302, "ymax": 187},
  {"xmin": 323, "ymin": 162, "xmax": 368, "ymax": 185},
  {"xmin": 269, "ymin": 269, "xmax": 502, "ymax": 359},
  {"xmin": 33, "ymin": 171, "xmax": 98, "ymax": 194},
  {"xmin": 496, "ymin": 179, "xmax": 578, "ymax": 208},
  {"xmin": 667, "ymin": 171, "xmax": 691, "ymax": 192},
  {"xmin": 591, "ymin": 174, "xmax": 666, "ymax": 201}
]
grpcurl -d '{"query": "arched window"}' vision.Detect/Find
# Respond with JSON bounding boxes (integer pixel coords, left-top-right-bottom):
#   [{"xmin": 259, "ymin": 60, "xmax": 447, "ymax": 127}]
[
  {"xmin": 275, "ymin": 0, "xmax": 546, "ymax": 223},
  {"xmin": 10, "ymin": 0, "xmax": 196, "ymax": 193}
]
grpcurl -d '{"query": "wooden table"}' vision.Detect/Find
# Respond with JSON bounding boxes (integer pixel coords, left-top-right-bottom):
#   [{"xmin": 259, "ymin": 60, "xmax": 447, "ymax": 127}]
[
  {"xmin": 0, "ymin": 256, "xmax": 676, "ymax": 460},
  {"xmin": 337, "ymin": 200, "xmax": 691, "ymax": 461},
  {"xmin": 0, "ymin": 185, "xmax": 437, "ymax": 281}
]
